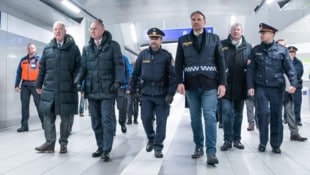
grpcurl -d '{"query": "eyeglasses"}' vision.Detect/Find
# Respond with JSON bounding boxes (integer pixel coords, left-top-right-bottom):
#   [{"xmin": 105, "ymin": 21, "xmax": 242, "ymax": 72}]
[{"xmin": 89, "ymin": 28, "xmax": 98, "ymax": 32}]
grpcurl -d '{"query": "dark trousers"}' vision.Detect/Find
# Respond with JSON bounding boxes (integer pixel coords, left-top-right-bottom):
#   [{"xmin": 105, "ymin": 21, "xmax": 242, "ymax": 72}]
[
  {"xmin": 256, "ymin": 87, "xmax": 284, "ymax": 148},
  {"xmin": 20, "ymin": 85, "xmax": 44, "ymax": 129},
  {"xmin": 116, "ymin": 89, "xmax": 128, "ymax": 126},
  {"xmin": 88, "ymin": 98, "xmax": 116, "ymax": 153},
  {"xmin": 141, "ymin": 95, "xmax": 170, "ymax": 151},
  {"xmin": 127, "ymin": 95, "xmax": 139, "ymax": 121},
  {"xmin": 44, "ymin": 112, "xmax": 73, "ymax": 146},
  {"xmin": 293, "ymin": 88, "xmax": 302, "ymax": 123},
  {"xmin": 221, "ymin": 98, "xmax": 244, "ymax": 143}
]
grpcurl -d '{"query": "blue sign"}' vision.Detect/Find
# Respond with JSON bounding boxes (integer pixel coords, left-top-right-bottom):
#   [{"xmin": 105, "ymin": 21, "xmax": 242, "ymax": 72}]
[{"xmin": 144, "ymin": 27, "xmax": 214, "ymax": 41}]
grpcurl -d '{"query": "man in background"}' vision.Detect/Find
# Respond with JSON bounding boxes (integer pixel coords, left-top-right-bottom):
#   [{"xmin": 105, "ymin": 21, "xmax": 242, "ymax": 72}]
[{"xmin": 15, "ymin": 43, "xmax": 44, "ymax": 132}]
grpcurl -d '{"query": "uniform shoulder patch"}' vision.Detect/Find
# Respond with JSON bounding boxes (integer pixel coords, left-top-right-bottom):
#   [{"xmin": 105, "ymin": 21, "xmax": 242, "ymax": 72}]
[
  {"xmin": 182, "ymin": 41, "xmax": 192, "ymax": 47},
  {"xmin": 222, "ymin": 47, "xmax": 228, "ymax": 51}
]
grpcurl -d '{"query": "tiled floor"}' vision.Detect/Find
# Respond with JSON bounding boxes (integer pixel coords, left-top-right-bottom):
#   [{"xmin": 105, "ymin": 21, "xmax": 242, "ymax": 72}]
[{"xmin": 1, "ymin": 94, "xmax": 310, "ymax": 175}]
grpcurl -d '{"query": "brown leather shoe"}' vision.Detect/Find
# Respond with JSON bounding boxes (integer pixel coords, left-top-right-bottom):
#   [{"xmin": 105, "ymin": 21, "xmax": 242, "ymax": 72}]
[
  {"xmin": 247, "ymin": 125, "xmax": 254, "ymax": 131},
  {"xmin": 290, "ymin": 134, "xmax": 308, "ymax": 142},
  {"xmin": 35, "ymin": 143, "xmax": 54, "ymax": 153},
  {"xmin": 60, "ymin": 145, "xmax": 68, "ymax": 154}
]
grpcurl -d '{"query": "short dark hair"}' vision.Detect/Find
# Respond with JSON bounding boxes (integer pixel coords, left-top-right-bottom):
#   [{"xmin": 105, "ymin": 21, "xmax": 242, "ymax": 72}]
[
  {"xmin": 190, "ymin": 11, "xmax": 206, "ymax": 20},
  {"xmin": 94, "ymin": 19, "xmax": 104, "ymax": 28}
]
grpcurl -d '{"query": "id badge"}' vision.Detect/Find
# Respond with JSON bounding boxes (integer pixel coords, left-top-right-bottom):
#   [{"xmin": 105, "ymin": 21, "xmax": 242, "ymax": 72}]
[{"xmin": 31, "ymin": 62, "xmax": 37, "ymax": 69}]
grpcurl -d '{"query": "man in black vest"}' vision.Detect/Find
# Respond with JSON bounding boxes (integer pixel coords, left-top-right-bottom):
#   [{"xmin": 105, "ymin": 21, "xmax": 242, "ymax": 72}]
[
  {"xmin": 175, "ymin": 11, "xmax": 226, "ymax": 166},
  {"xmin": 130, "ymin": 27, "xmax": 176, "ymax": 158}
]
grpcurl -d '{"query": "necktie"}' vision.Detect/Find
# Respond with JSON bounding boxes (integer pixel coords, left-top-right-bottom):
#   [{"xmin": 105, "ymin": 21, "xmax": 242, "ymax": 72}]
[{"xmin": 95, "ymin": 40, "xmax": 100, "ymax": 48}]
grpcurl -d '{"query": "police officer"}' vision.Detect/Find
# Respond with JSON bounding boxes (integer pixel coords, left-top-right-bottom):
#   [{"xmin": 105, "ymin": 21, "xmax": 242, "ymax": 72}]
[
  {"xmin": 287, "ymin": 46, "xmax": 304, "ymax": 126},
  {"xmin": 247, "ymin": 23, "xmax": 298, "ymax": 154},
  {"xmin": 15, "ymin": 43, "xmax": 44, "ymax": 132},
  {"xmin": 130, "ymin": 27, "xmax": 176, "ymax": 158},
  {"xmin": 276, "ymin": 40, "xmax": 307, "ymax": 142}
]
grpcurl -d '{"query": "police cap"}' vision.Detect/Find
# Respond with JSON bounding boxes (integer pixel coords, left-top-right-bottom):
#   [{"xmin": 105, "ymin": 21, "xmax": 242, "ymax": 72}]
[
  {"xmin": 287, "ymin": 46, "xmax": 298, "ymax": 52},
  {"xmin": 147, "ymin": 27, "xmax": 165, "ymax": 38},
  {"xmin": 259, "ymin": 23, "xmax": 278, "ymax": 33}
]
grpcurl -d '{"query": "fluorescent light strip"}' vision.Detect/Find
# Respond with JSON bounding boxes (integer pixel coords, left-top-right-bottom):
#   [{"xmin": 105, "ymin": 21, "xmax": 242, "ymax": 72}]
[
  {"xmin": 130, "ymin": 23, "xmax": 138, "ymax": 43},
  {"xmin": 61, "ymin": 0, "xmax": 80, "ymax": 13},
  {"xmin": 266, "ymin": 0, "xmax": 274, "ymax": 5}
]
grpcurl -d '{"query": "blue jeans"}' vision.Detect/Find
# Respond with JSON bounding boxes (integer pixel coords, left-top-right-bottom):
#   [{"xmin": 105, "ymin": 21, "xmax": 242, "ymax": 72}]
[
  {"xmin": 79, "ymin": 92, "xmax": 85, "ymax": 114},
  {"xmin": 186, "ymin": 88, "xmax": 218, "ymax": 156},
  {"xmin": 221, "ymin": 98, "xmax": 244, "ymax": 143}
]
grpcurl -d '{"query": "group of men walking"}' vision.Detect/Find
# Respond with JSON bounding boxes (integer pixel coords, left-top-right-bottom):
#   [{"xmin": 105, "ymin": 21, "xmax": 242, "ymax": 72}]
[{"xmin": 14, "ymin": 10, "xmax": 307, "ymax": 167}]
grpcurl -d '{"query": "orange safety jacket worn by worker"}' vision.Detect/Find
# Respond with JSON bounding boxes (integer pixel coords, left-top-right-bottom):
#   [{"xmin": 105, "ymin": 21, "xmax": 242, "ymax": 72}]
[{"xmin": 15, "ymin": 55, "xmax": 41, "ymax": 87}]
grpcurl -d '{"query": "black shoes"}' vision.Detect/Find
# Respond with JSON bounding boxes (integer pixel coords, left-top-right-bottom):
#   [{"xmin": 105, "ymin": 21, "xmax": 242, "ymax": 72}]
[
  {"xmin": 154, "ymin": 150, "xmax": 163, "ymax": 158},
  {"xmin": 258, "ymin": 144, "xmax": 266, "ymax": 152},
  {"xmin": 35, "ymin": 143, "xmax": 55, "ymax": 153},
  {"xmin": 207, "ymin": 154, "xmax": 219, "ymax": 166},
  {"xmin": 121, "ymin": 125, "xmax": 127, "ymax": 133},
  {"xmin": 60, "ymin": 145, "xmax": 68, "ymax": 154},
  {"xmin": 191, "ymin": 148, "xmax": 204, "ymax": 159},
  {"xmin": 290, "ymin": 134, "xmax": 308, "ymax": 142},
  {"xmin": 134, "ymin": 120, "xmax": 138, "ymax": 124},
  {"xmin": 127, "ymin": 119, "xmax": 138, "ymax": 124},
  {"xmin": 272, "ymin": 147, "xmax": 281, "ymax": 154},
  {"xmin": 92, "ymin": 148, "xmax": 103, "ymax": 157},
  {"xmin": 220, "ymin": 142, "xmax": 232, "ymax": 151},
  {"xmin": 218, "ymin": 123, "xmax": 223, "ymax": 129},
  {"xmin": 101, "ymin": 152, "xmax": 110, "ymax": 162},
  {"xmin": 233, "ymin": 141, "xmax": 245, "ymax": 149},
  {"xmin": 17, "ymin": 127, "xmax": 29, "ymax": 132},
  {"xmin": 146, "ymin": 141, "xmax": 154, "ymax": 152},
  {"xmin": 297, "ymin": 122, "xmax": 302, "ymax": 126}
]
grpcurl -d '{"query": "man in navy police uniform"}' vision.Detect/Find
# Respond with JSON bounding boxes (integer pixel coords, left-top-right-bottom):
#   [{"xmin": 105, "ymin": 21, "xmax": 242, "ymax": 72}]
[
  {"xmin": 247, "ymin": 23, "xmax": 298, "ymax": 154},
  {"xmin": 287, "ymin": 46, "xmax": 304, "ymax": 126},
  {"xmin": 130, "ymin": 27, "xmax": 176, "ymax": 158}
]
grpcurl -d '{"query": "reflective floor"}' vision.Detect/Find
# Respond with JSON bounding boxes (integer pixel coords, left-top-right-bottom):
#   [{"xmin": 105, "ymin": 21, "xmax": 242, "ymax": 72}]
[{"xmin": 1, "ymin": 94, "xmax": 310, "ymax": 175}]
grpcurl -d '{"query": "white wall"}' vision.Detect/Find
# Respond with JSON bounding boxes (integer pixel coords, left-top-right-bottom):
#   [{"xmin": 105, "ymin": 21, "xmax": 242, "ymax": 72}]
[{"xmin": 1, "ymin": 12, "xmax": 53, "ymax": 43}]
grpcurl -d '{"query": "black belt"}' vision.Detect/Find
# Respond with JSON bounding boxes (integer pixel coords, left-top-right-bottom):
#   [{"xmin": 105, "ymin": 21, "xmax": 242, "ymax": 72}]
[{"xmin": 143, "ymin": 81, "xmax": 167, "ymax": 87}]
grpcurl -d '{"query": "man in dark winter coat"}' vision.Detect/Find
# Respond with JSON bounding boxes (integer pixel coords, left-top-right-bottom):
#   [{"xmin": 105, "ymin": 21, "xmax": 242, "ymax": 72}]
[
  {"xmin": 220, "ymin": 23, "xmax": 252, "ymax": 151},
  {"xmin": 35, "ymin": 21, "xmax": 81, "ymax": 154},
  {"xmin": 75, "ymin": 19, "xmax": 124, "ymax": 162}
]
